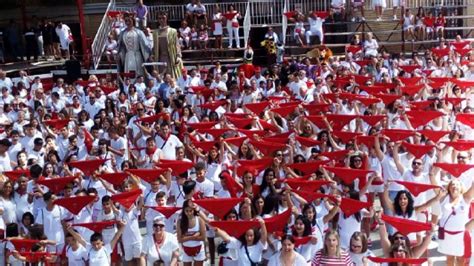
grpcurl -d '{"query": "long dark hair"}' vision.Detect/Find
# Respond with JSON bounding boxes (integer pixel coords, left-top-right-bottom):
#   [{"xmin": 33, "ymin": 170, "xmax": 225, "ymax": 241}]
[
  {"xmin": 393, "ymin": 190, "xmax": 414, "ymax": 218},
  {"xmin": 302, "ymin": 203, "xmax": 317, "ymax": 226},
  {"xmin": 179, "ymin": 199, "xmax": 198, "ymax": 235},
  {"xmin": 260, "ymin": 168, "xmax": 276, "ymax": 194},
  {"xmin": 292, "ymin": 215, "xmax": 312, "ymax": 237}
]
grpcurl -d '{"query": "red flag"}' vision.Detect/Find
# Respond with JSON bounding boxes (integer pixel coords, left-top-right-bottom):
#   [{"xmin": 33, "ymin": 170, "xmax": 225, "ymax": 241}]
[
  {"xmin": 417, "ymin": 130, "xmax": 450, "ymax": 142},
  {"xmin": 313, "ymin": 11, "xmax": 330, "ymax": 19},
  {"xmin": 199, "ymin": 100, "xmax": 227, "ymax": 111},
  {"xmin": 135, "ymin": 113, "xmax": 170, "ymax": 124},
  {"xmin": 374, "ymin": 93, "xmax": 401, "ymax": 105},
  {"xmin": 157, "ymin": 160, "xmax": 194, "ymax": 176},
  {"xmin": 353, "ymin": 75, "xmax": 372, "ymax": 85},
  {"xmin": 244, "ymin": 102, "xmax": 270, "ymax": 114},
  {"xmin": 429, "ymin": 77, "xmax": 452, "ymax": 85},
  {"xmin": 395, "ymin": 181, "xmax": 440, "ymax": 197},
  {"xmin": 236, "ymin": 158, "xmax": 273, "ymax": 176},
  {"xmin": 450, "ymin": 40, "xmax": 470, "ymax": 50},
  {"xmin": 319, "ymin": 150, "xmax": 350, "ymax": 161},
  {"xmin": 456, "ymin": 113, "xmax": 474, "ymax": 128},
  {"xmin": 399, "ymin": 65, "xmax": 420, "ymax": 73},
  {"xmin": 249, "ymin": 140, "xmax": 286, "ymax": 155},
  {"xmin": 271, "ymin": 105, "xmax": 298, "ymax": 117},
  {"xmin": 68, "ymin": 159, "xmax": 107, "ymax": 176},
  {"xmin": 303, "ymin": 103, "xmax": 330, "ymax": 114},
  {"xmin": 147, "ymin": 206, "xmax": 182, "ymax": 219},
  {"xmin": 18, "ymin": 252, "xmax": 54, "ymax": 263},
  {"xmin": 294, "ymin": 236, "xmax": 313, "ymax": 247},
  {"xmin": 188, "ymin": 122, "xmax": 218, "ymax": 130},
  {"xmin": 326, "ymin": 114, "xmax": 358, "ymax": 130},
  {"xmin": 284, "ymin": 179, "xmax": 331, "ymax": 192},
  {"xmin": 402, "ymin": 142, "xmax": 435, "ymax": 158},
  {"xmin": 259, "ymin": 119, "xmax": 279, "ymax": 132},
  {"xmin": 382, "ymin": 214, "xmax": 432, "ymax": 235},
  {"xmin": 295, "ymin": 135, "xmax": 322, "ymax": 147},
  {"xmin": 192, "ymin": 140, "xmax": 218, "ymax": 153},
  {"xmin": 431, "ymin": 47, "xmax": 450, "ymax": 57},
  {"xmin": 451, "ymin": 79, "xmax": 474, "ymax": 90},
  {"xmin": 264, "ymin": 209, "xmax": 292, "ymax": 233},
  {"xmin": 434, "ymin": 163, "xmax": 474, "ymax": 177},
  {"xmin": 340, "ymin": 198, "xmax": 372, "ymax": 216},
  {"xmin": 331, "ymin": 131, "xmax": 362, "ymax": 143},
  {"xmin": 111, "ymin": 189, "xmax": 142, "ymax": 209},
  {"xmin": 359, "ymin": 115, "xmax": 386, "ymax": 127},
  {"xmin": 381, "ymin": 129, "xmax": 415, "ymax": 142},
  {"xmin": 324, "ymin": 167, "xmax": 373, "ymax": 185},
  {"xmin": 54, "ymin": 196, "xmax": 96, "ymax": 215},
  {"xmin": 223, "ymin": 12, "xmax": 238, "ymax": 20},
  {"xmin": 10, "ymin": 239, "xmax": 40, "ymax": 251},
  {"xmin": 37, "ymin": 176, "xmax": 76, "ymax": 194},
  {"xmin": 368, "ymin": 256, "xmax": 427, "ymax": 264},
  {"xmin": 346, "ymin": 45, "xmax": 362, "ymax": 54},
  {"xmin": 98, "ymin": 172, "xmax": 129, "ymax": 186},
  {"xmin": 226, "ymin": 116, "xmax": 253, "ymax": 128},
  {"xmin": 43, "ymin": 119, "xmax": 70, "ymax": 130},
  {"xmin": 283, "ymin": 11, "xmax": 297, "ymax": 19},
  {"xmin": 406, "ymin": 110, "xmax": 443, "ymax": 128},
  {"xmin": 359, "ymin": 85, "xmax": 387, "ymax": 95},
  {"xmin": 399, "ymin": 77, "xmax": 422, "ymax": 85},
  {"xmin": 400, "ymin": 84, "xmax": 424, "ymax": 96},
  {"xmin": 355, "ymin": 135, "xmax": 376, "ymax": 148},
  {"xmin": 3, "ymin": 169, "xmax": 30, "ymax": 182},
  {"xmin": 445, "ymin": 97, "xmax": 465, "ymax": 106},
  {"xmin": 73, "ymin": 221, "xmax": 117, "ymax": 233},
  {"xmin": 354, "ymin": 96, "xmax": 381, "ymax": 107},
  {"xmin": 126, "ymin": 168, "xmax": 167, "ymax": 184},
  {"xmin": 294, "ymin": 190, "xmax": 336, "ymax": 202},
  {"xmin": 83, "ymin": 128, "xmax": 94, "ymax": 153},
  {"xmin": 287, "ymin": 160, "xmax": 330, "ymax": 174},
  {"xmin": 441, "ymin": 140, "xmax": 474, "ymax": 151},
  {"xmin": 210, "ymin": 220, "xmax": 260, "ymax": 238},
  {"xmin": 410, "ymin": 100, "xmax": 434, "ymax": 110},
  {"xmin": 220, "ymin": 171, "xmax": 241, "ymax": 198},
  {"xmin": 262, "ymin": 136, "xmax": 288, "ymax": 145},
  {"xmin": 224, "ymin": 136, "xmax": 248, "ymax": 147},
  {"xmin": 194, "ymin": 198, "xmax": 243, "ymax": 219},
  {"xmin": 305, "ymin": 115, "xmax": 327, "ymax": 129}
]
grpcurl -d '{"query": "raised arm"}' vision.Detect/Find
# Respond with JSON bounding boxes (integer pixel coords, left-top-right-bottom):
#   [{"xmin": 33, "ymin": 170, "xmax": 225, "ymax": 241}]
[
  {"xmin": 392, "ymin": 142, "xmax": 405, "ymax": 175},
  {"xmin": 374, "ymin": 135, "xmax": 385, "ymax": 161},
  {"xmin": 110, "ymin": 220, "xmax": 126, "ymax": 250}
]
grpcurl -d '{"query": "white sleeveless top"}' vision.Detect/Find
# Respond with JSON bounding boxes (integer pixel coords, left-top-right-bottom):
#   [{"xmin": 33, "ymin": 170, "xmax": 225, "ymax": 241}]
[
  {"xmin": 439, "ymin": 196, "xmax": 469, "ymax": 231},
  {"xmin": 182, "ymin": 216, "xmax": 202, "ymax": 247}
]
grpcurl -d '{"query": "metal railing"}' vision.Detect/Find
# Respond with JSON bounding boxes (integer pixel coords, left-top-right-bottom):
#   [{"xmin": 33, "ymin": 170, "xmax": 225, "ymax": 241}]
[{"xmin": 91, "ymin": 0, "xmax": 115, "ymax": 70}]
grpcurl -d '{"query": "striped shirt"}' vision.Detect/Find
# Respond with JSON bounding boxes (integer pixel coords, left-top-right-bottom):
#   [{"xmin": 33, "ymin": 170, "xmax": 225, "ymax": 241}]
[{"xmin": 311, "ymin": 250, "xmax": 354, "ymax": 266}]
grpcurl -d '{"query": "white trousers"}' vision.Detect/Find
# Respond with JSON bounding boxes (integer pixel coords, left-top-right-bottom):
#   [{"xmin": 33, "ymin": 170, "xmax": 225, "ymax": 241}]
[{"xmin": 227, "ymin": 26, "xmax": 240, "ymax": 48}]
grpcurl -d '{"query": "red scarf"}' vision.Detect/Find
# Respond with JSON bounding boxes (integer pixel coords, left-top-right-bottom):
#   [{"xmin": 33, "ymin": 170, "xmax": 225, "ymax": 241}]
[{"xmin": 146, "ymin": 147, "xmax": 157, "ymax": 156}]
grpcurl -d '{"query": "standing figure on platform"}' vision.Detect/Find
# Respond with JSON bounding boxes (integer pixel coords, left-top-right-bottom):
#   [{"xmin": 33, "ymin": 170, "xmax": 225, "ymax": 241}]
[
  {"xmin": 117, "ymin": 13, "xmax": 150, "ymax": 77},
  {"xmin": 153, "ymin": 11, "xmax": 183, "ymax": 79},
  {"xmin": 224, "ymin": 5, "xmax": 241, "ymax": 49}
]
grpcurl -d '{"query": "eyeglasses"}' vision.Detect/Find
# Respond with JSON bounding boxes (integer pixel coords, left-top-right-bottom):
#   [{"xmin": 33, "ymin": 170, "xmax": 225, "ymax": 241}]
[{"xmin": 153, "ymin": 224, "xmax": 165, "ymax": 228}]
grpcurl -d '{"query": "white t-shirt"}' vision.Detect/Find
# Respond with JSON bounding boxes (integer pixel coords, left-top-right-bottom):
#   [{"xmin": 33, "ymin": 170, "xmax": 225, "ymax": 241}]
[
  {"xmin": 86, "ymin": 244, "xmax": 112, "ymax": 265},
  {"xmin": 141, "ymin": 232, "xmax": 179, "ymax": 266},
  {"xmin": 381, "ymin": 155, "xmax": 404, "ymax": 191},
  {"xmin": 155, "ymin": 135, "xmax": 183, "ymax": 160},
  {"xmin": 110, "ymin": 136, "xmax": 128, "ymax": 168},
  {"xmin": 267, "ymin": 251, "xmax": 308, "ymax": 266},
  {"xmin": 36, "ymin": 205, "xmax": 66, "ymax": 245},
  {"xmin": 66, "ymin": 244, "xmax": 87, "ymax": 266},
  {"xmin": 227, "ymin": 238, "xmax": 268, "ymax": 265}
]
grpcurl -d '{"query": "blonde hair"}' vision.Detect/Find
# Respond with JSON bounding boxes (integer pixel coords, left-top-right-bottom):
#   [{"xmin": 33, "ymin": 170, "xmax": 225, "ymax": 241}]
[
  {"xmin": 323, "ymin": 230, "xmax": 342, "ymax": 258},
  {"xmin": 447, "ymin": 179, "xmax": 465, "ymax": 196}
]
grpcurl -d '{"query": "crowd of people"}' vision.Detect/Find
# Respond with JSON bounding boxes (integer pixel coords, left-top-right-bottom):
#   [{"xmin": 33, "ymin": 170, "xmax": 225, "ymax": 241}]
[{"xmin": 0, "ymin": 0, "xmax": 473, "ymax": 266}]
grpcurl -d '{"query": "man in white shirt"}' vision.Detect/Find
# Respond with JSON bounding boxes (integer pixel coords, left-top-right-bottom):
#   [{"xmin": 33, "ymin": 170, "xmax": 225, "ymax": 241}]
[
  {"xmin": 305, "ymin": 12, "xmax": 325, "ymax": 45},
  {"xmin": 108, "ymin": 127, "xmax": 128, "ymax": 170},
  {"xmin": 155, "ymin": 122, "xmax": 183, "ymax": 160},
  {"xmin": 0, "ymin": 138, "xmax": 12, "ymax": 172}
]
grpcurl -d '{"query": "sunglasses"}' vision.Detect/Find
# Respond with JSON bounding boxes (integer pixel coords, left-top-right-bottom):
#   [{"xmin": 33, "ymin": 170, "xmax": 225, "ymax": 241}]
[
  {"xmin": 412, "ymin": 162, "xmax": 422, "ymax": 165},
  {"xmin": 137, "ymin": 108, "xmax": 144, "ymax": 111},
  {"xmin": 153, "ymin": 224, "xmax": 165, "ymax": 228},
  {"xmin": 457, "ymin": 156, "xmax": 467, "ymax": 160}
]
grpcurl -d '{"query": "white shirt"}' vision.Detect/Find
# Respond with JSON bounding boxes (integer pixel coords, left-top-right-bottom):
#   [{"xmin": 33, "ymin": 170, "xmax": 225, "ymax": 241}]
[
  {"xmin": 66, "ymin": 244, "xmax": 87, "ymax": 266},
  {"xmin": 267, "ymin": 251, "xmax": 308, "ymax": 266},
  {"xmin": 155, "ymin": 135, "xmax": 183, "ymax": 160},
  {"xmin": 227, "ymin": 238, "xmax": 267, "ymax": 266},
  {"xmin": 36, "ymin": 205, "xmax": 66, "ymax": 245},
  {"xmin": 86, "ymin": 244, "xmax": 112, "ymax": 265},
  {"xmin": 141, "ymin": 232, "xmax": 179, "ymax": 266}
]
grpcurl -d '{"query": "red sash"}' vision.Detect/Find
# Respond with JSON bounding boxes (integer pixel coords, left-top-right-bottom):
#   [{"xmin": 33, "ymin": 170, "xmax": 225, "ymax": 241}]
[{"xmin": 183, "ymin": 245, "xmax": 202, "ymax": 257}]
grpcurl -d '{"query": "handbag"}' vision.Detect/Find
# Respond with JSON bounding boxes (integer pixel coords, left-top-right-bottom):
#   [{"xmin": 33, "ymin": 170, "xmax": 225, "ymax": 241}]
[
  {"xmin": 244, "ymin": 245, "xmax": 263, "ymax": 266},
  {"xmin": 217, "ymin": 241, "xmax": 229, "ymax": 254}
]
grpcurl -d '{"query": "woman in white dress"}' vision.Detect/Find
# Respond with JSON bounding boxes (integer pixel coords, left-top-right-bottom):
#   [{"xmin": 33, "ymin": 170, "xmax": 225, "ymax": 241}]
[
  {"xmin": 293, "ymin": 14, "xmax": 306, "ymax": 47},
  {"xmin": 437, "ymin": 179, "xmax": 474, "ymax": 266},
  {"xmin": 363, "ymin": 32, "xmax": 379, "ymax": 58},
  {"xmin": 403, "ymin": 9, "xmax": 416, "ymax": 41}
]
